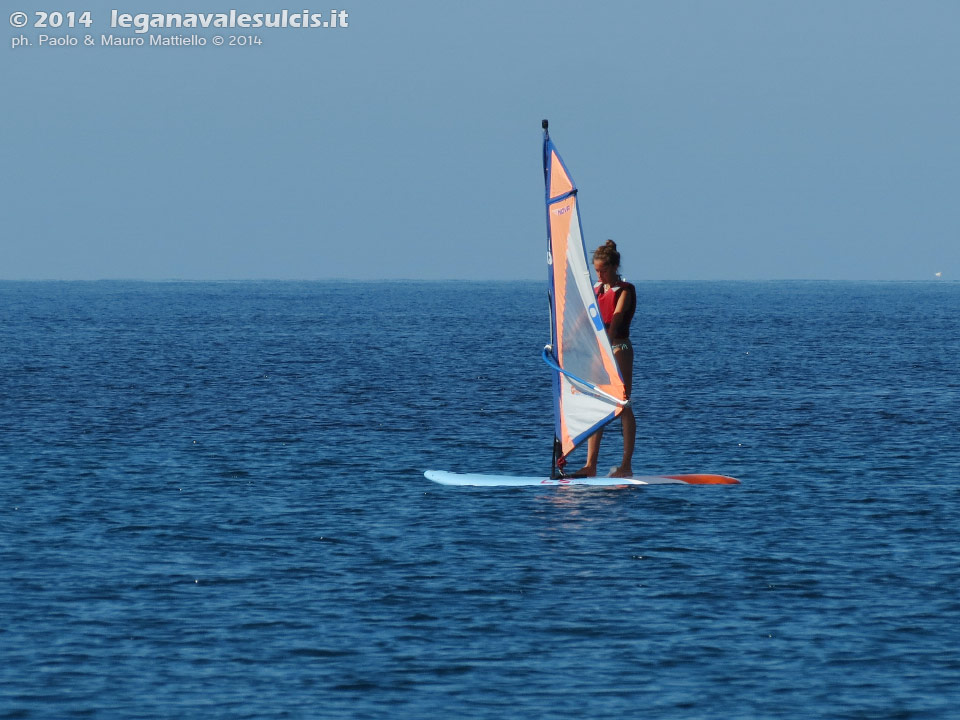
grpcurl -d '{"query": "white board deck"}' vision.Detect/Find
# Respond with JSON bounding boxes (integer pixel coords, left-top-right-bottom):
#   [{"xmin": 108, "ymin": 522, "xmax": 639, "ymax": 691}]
[{"xmin": 424, "ymin": 470, "xmax": 739, "ymax": 487}]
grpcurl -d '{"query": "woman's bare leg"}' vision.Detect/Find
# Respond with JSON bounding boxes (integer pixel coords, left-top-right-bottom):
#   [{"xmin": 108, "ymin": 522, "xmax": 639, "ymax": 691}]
[
  {"xmin": 571, "ymin": 429, "xmax": 602, "ymax": 477},
  {"xmin": 609, "ymin": 344, "xmax": 634, "ymax": 477}
]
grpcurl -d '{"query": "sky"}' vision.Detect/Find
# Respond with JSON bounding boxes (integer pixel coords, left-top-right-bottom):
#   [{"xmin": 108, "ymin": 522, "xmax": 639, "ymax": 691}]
[{"xmin": 2, "ymin": 0, "xmax": 957, "ymax": 281}]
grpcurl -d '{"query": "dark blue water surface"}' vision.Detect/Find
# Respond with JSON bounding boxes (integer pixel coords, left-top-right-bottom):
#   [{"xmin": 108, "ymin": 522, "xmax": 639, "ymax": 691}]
[{"xmin": 2, "ymin": 280, "xmax": 959, "ymax": 719}]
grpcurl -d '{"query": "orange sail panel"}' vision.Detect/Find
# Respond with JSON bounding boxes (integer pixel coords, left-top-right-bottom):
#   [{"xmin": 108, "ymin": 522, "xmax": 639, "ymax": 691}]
[
  {"xmin": 548, "ymin": 150, "xmax": 574, "ymax": 199},
  {"xmin": 543, "ymin": 129, "xmax": 626, "ymax": 461}
]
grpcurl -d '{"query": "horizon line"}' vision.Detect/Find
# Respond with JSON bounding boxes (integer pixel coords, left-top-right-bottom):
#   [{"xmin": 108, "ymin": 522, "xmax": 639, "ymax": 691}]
[{"xmin": 0, "ymin": 276, "xmax": 953, "ymax": 284}]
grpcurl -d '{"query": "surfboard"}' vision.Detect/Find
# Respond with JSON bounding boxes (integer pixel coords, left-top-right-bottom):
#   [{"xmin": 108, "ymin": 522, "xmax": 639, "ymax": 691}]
[{"xmin": 424, "ymin": 470, "xmax": 740, "ymax": 487}]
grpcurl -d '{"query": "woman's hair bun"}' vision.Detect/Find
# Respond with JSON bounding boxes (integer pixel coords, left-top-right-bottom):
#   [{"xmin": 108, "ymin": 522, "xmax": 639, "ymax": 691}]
[{"xmin": 593, "ymin": 239, "xmax": 621, "ymax": 269}]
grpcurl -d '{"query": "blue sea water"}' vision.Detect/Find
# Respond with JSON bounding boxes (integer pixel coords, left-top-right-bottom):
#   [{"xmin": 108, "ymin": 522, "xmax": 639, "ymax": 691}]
[{"xmin": 1, "ymin": 280, "xmax": 958, "ymax": 719}]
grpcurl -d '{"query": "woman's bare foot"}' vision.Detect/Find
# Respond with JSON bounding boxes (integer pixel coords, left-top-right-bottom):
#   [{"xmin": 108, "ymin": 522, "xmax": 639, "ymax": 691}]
[
  {"xmin": 569, "ymin": 465, "xmax": 597, "ymax": 478},
  {"xmin": 608, "ymin": 466, "xmax": 633, "ymax": 478}
]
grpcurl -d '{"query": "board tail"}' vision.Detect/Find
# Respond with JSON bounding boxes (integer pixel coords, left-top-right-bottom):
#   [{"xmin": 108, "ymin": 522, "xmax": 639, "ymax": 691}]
[{"xmin": 665, "ymin": 474, "xmax": 740, "ymax": 485}]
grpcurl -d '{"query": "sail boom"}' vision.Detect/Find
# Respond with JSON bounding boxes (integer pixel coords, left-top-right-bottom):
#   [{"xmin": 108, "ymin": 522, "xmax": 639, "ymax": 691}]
[{"xmin": 541, "ymin": 347, "xmax": 628, "ymax": 407}]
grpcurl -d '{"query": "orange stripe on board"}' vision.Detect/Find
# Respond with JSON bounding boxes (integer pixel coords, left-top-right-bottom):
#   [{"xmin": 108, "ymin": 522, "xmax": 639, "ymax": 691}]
[
  {"xmin": 665, "ymin": 474, "xmax": 740, "ymax": 485},
  {"xmin": 549, "ymin": 151, "xmax": 574, "ymax": 199}
]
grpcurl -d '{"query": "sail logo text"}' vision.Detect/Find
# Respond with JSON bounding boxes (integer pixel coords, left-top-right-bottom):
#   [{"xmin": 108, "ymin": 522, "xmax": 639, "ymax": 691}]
[{"xmin": 553, "ymin": 206, "xmax": 570, "ymax": 216}]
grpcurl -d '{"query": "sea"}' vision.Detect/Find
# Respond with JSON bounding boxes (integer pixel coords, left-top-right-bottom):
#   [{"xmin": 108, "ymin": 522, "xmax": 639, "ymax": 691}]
[{"xmin": 1, "ymin": 280, "xmax": 958, "ymax": 719}]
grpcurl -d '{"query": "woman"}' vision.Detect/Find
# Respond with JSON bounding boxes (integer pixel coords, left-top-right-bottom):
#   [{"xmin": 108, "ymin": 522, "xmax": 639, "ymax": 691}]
[{"xmin": 572, "ymin": 239, "xmax": 636, "ymax": 478}]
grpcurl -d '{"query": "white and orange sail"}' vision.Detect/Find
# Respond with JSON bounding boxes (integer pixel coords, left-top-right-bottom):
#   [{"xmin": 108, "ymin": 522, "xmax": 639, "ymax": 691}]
[{"xmin": 541, "ymin": 120, "xmax": 628, "ymax": 474}]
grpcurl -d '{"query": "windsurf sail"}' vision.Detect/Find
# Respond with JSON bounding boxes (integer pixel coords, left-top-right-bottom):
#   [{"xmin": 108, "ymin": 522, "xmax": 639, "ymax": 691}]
[{"xmin": 541, "ymin": 120, "xmax": 627, "ymax": 475}]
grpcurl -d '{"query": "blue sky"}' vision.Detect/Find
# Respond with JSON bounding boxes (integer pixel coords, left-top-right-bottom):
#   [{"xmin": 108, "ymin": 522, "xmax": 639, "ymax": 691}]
[{"xmin": 3, "ymin": 1, "xmax": 957, "ymax": 280}]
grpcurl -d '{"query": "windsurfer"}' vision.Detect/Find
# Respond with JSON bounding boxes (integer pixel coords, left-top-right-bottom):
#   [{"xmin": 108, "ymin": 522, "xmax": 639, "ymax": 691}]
[{"xmin": 571, "ymin": 240, "xmax": 637, "ymax": 478}]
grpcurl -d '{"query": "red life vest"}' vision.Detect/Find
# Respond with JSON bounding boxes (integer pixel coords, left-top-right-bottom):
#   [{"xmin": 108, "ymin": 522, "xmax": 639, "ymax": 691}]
[
  {"xmin": 593, "ymin": 279, "xmax": 636, "ymax": 336},
  {"xmin": 594, "ymin": 282, "xmax": 619, "ymax": 325}
]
